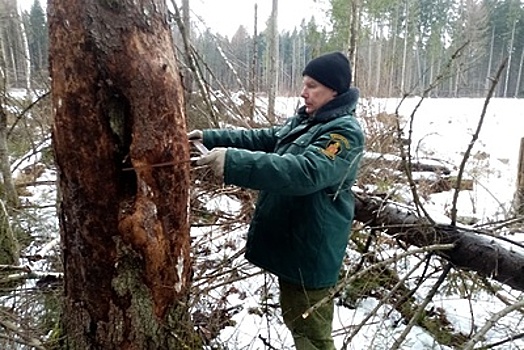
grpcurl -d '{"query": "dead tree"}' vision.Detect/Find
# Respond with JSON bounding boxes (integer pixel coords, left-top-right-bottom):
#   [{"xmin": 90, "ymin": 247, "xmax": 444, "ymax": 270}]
[
  {"xmin": 49, "ymin": 0, "xmax": 194, "ymax": 348},
  {"xmin": 354, "ymin": 193, "xmax": 524, "ymax": 292}
]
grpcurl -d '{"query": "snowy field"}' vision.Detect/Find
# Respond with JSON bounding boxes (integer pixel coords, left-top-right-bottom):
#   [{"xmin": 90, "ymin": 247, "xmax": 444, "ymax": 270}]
[
  {"xmin": 194, "ymin": 96, "xmax": 524, "ymax": 349},
  {"xmin": 15, "ymin": 94, "xmax": 524, "ymax": 349}
]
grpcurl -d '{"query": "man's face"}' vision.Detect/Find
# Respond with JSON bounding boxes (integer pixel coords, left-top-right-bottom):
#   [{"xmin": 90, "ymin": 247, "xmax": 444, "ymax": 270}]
[{"xmin": 300, "ymin": 76, "xmax": 337, "ymax": 115}]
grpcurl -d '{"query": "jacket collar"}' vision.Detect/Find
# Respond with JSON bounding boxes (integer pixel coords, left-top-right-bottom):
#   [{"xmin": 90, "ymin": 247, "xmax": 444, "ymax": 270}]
[{"xmin": 297, "ymin": 87, "xmax": 359, "ymax": 123}]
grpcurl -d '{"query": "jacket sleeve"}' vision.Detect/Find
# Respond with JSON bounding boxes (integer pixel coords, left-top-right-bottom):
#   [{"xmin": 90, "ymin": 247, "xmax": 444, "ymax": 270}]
[
  {"xmin": 224, "ymin": 120, "xmax": 364, "ymax": 196},
  {"xmin": 203, "ymin": 127, "xmax": 279, "ymax": 152}
]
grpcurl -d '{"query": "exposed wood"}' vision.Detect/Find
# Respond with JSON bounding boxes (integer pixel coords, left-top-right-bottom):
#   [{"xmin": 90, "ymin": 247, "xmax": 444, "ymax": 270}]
[
  {"xmin": 354, "ymin": 193, "xmax": 524, "ymax": 292},
  {"xmin": 49, "ymin": 0, "xmax": 193, "ymax": 348}
]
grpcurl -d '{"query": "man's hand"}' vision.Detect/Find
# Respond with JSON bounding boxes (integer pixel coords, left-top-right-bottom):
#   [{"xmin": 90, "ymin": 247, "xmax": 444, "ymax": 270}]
[
  {"xmin": 187, "ymin": 129, "xmax": 203, "ymax": 142},
  {"xmin": 196, "ymin": 147, "xmax": 227, "ymax": 179}
]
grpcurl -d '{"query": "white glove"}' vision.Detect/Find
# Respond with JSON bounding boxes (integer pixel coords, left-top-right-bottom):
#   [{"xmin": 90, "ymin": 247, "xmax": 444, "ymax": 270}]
[
  {"xmin": 187, "ymin": 129, "xmax": 203, "ymax": 141},
  {"xmin": 196, "ymin": 147, "xmax": 227, "ymax": 179}
]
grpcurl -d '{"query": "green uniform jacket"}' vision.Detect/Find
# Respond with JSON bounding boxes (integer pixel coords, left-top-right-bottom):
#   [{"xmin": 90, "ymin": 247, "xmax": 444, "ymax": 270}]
[{"xmin": 203, "ymin": 88, "xmax": 364, "ymax": 289}]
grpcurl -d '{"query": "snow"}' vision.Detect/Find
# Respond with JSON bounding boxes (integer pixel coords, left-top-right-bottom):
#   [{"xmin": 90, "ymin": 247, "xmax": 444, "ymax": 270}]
[
  {"xmin": 192, "ymin": 97, "xmax": 524, "ymax": 349},
  {"xmin": 18, "ymin": 96, "xmax": 524, "ymax": 349}
]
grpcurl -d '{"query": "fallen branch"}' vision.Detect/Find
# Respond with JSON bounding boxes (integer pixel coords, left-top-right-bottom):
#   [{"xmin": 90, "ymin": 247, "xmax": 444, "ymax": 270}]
[{"xmin": 354, "ymin": 193, "xmax": 524, "ymax": 292}]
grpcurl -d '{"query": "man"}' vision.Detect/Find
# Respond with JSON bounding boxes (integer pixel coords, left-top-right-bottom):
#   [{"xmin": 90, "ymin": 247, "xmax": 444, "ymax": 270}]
[{"xmin": 189, "ymin": 51, "xmax": 364, "ymax": 349}]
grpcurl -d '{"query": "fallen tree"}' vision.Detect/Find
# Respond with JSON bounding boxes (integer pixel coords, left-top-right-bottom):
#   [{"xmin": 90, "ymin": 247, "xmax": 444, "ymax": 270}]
[{"xmin": 354, "ymin": 193, "xmax": 524, "ymax": 292}]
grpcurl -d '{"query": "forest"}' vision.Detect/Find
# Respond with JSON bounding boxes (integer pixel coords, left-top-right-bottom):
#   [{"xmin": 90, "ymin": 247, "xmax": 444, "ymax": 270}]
[
  {"xmin": 0, "ymin": 0, "xmax": 523, "ymax": 349},
  {"xmin": 3, "ymin": 0, "xmax": 524, "ymax": 97}
]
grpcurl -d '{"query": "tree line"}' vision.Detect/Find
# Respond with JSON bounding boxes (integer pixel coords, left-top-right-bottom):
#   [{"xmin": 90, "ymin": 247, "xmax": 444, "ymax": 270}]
[
  {"xmin": 1, "ymin": 0, "xmax": 523, "ymax": 98},
  {"xmin": 190, "ymin": 0, "xmax": 523, "ymax": 98}
]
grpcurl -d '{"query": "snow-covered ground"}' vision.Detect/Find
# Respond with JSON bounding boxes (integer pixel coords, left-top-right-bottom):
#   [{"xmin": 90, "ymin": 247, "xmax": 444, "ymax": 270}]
[
  {"xmin": 193, "ymin": 97, "xmax": 524, "ymax": 349},
  {"xmin": 18, "ymin": 96, "xmax": 524, "ymax": 349}
]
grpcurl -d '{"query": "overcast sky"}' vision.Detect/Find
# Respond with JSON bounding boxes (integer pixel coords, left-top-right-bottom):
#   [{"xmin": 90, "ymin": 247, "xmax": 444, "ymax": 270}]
[
  {"xmin": 19, "ymin": 0, "xmax": 328, "ymax": 38},
  {"xmin": 19, "ymin": 0, "xmax": 44, "ymax": 12},
  {"xmin": 191, "ymin": 0, "xmax": 329, "ymax": 37}
]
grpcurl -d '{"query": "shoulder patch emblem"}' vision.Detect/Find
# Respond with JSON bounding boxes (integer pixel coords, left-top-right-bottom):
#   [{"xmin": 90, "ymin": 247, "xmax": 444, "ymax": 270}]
[{"xmin": 320, "ymin": 133, "xmax": 350, "ymax": 160}]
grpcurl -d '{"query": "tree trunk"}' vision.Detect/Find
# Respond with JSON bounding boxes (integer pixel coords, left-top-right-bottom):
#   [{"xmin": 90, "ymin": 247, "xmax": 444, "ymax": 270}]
[
  {"xmin": 400, "ymin": 0, "xmax": 409, "ymax": 94},
  {"xmin": 19, "ymin": 18, "xmax": 31, "ymax": 90},
  {"xmin": 266, "ymin": 0, "xmax": 278, "ymax": 123},
  {"xmin": 0, "ymin": 98, "xmax": 19, "ymax": 209},
  {"xmin": 354, "ymin": 193, "xmax": 524, "ymax": 293},
  {"xmin": 48, "ymin": 0, "xmax": 194, "ymax": 349},
  {"xmin": 250, "ymin": 3, "xmax": 258, "ymax": 122},
  {"xmin": 515, "ymin": 47, "xmax": 524, "ymax": 97},
  {"xmin": 503, "ymin": 17, "xmax": 516, "ymax": 98},
  {"xmin": 347, "ymin": 0, "xmax": 359, "ymax": 84},
  {"xmin": 0, "ymin": 84, "xmax": 19, "ymax": 266}
]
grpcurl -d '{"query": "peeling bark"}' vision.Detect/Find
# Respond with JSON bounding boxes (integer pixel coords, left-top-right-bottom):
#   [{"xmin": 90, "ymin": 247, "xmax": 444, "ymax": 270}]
[
  {"xmin": 49, "ymin": 0, "xmax": 194, "ymax": 348},
  {"xmin": 354, "ymin": 193, "xmax": 524, "ymax": 292}
]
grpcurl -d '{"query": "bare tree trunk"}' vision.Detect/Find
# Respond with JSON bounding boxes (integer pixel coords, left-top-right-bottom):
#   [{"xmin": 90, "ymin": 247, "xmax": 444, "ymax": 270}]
[
  {"xmin": 514, "ymin": 47, "xmax": 524, "ymax": 97},
  {"xmin": 0, "ymin": 94, "xmax": 18, "ymax": 266},
  {"xmin": 347, "ymin": 0, "xmax": 359, "ymax": 83},
  {"xmin": 48, "ymin": 0, "xmax": 194, "ymax": 348},
  {"xmin": 0, "ymin": 68, "xmax": 19, "ymax": 210},
  {"xmin": 249, "ymin": 3, "xmax": 258, "ymax": 122},
  {"xmin": 503, "ymin": 17, "xmax": 516, "ymax": 98},
  {"xmin": 0, "ymin": 107, "xmax": 19, "ymax": 209},
  {"xmin": 17, "ymin": 7, "xmax": 31, "ymax": 91},
  {"xmin": 374, "ymin": 23, "xmax": 383, "ymax": 96},
  {"xmin": 354, "ymin": 193, "xmax": 524, "ymax": 292},
  {"xmin": 366, "ymin": 34, "xmax": 372, "ymax": 94},
  {"xmin": 291, "ymin": 34, "xmax": 297, "ymax": 93},
  {"xmin": 0, "ymin": 64, "xmax": 19, "ymax": 266},
  {"xmin": 267, "ymin": 0, "xmax": 278, "ymax": 123},
  {"xmin": 388, "ymin": 4, "xmax": 400, "ymax": 96},
  {"xmin": 180, "ymin": 0, "xmax": 194, "ymax": 97},
  {"xmin": 400, "ymin": 0, "xmax": 409, "ymax": 94},
  {"xmin": 182, "ymin": 0, "xmax": 189, "ymax": 35},
  {"xmin": 485, "ymin": 27, "xmax": 494, "ymax": 92}
]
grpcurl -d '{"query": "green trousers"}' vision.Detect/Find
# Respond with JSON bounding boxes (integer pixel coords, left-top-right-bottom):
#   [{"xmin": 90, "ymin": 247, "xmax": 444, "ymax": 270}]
[{"xmin": 279, "ymin": 279, "xmax": 336, "ymax": 350}]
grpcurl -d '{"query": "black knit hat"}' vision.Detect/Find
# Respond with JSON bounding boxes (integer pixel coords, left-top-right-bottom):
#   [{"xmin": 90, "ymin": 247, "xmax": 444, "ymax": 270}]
[{"xmin": 302, "ymin": 52, "xmax": 352, "ymax": 94}]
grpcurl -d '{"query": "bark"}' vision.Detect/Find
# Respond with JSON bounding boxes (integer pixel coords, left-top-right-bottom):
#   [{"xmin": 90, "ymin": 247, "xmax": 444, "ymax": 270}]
[
  {"xmin": 0, "ymin": 88, "xmax": 19, "ymax": 266},
  {"xmin": 400, "ymin": 0, "xmax": 409, "ymax": 93},
  {"xmin": 347, "ymin": 0, "xmax": 358, "ymax": 77},
  {"xmin": 515, "ymin": 47, "xmax": 524, "ymax": 98},
  {"xmin": 0, "ymin": 99, "xmax": 19, "ymax": 208},
  {"xmin": 49, "ymin": 0, "xmax": 193, "ymax": 349},
  {"xmin": 266, "ymin": 0, "xmax": 278, "ymax": 123},
  {"xmin": 503, "ymin": 17, "xmax": 516, "ymax": 98},
  {"xmin": 0, "ymin": 0, "xmax": 27, "ymax": 89},
  {"xmin": 19, "ymin": 14, "xmax": 31, "ymax": 90},
  {"xmin": 249, "ymin": 4, "xmax": 258, "ymax": 122},
  {"xmin": 354, "ymin": 193, "xmax": 524, "ymax": 292}
]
